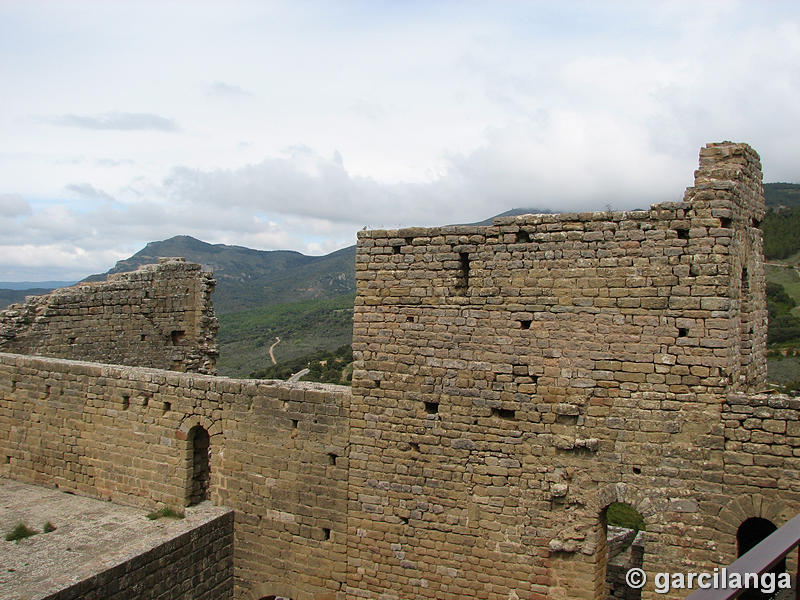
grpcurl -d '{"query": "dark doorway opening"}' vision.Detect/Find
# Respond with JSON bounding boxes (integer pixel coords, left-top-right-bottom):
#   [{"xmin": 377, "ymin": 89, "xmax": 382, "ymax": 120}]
[
  {"xmin": 737, "ymin": 517, "xmax": 784, "ymax": 600},
  {"xmin": 188, "ymin": 425, "xmax": 210, "ymax": 505}
]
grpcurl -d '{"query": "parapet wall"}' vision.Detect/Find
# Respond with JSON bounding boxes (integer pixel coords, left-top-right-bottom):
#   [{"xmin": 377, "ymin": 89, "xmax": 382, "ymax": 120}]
[
  {"xmin": 0, "ymin": 352, "xmax": 350, "ymax": 600},
  {"xmin": 0, "ymin": 258, "xmax": 219, "ymax": 374},
  {"xmin": 44, "ymin": 510, "xmax": 234, "ymax": 600}
]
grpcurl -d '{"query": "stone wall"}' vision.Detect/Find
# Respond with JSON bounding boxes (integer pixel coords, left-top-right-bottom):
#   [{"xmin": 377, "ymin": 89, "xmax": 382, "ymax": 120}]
[
  {"xmin": 347, "ymin": 142, "xmax": 780, "ymax": 599},
  {"xmin": 0, "ymin": 352, "xmax": 350, "ymax": 600},
  {"xmin": 0, "ymin": 258, "xmax": 218, "ymax": 374},
  {"xmin": 1, "ymin": 141, "xmax": 797, "ymax": 600},
  {"xmin": 44, "ymin": 510, "xmax": 234, "ymax": 600}
]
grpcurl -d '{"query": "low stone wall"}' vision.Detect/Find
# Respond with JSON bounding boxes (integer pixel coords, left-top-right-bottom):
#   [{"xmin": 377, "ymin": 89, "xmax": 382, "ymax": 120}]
[
  {"xmin": 0, "ymin": 258, "xmax": 218, "ymax": 374},
  {"xmin": 44, "ymin": 510, "xmax": 234, "ymax": 600},
  {"xmin": 0, "ymin": 352, "xmax": 350, "ymax": 600}
]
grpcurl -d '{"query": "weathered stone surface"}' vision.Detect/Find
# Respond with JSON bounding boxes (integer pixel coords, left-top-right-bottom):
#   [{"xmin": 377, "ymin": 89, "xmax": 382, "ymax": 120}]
[{"xmin": 0, "ymin": 258, "xmax": 218, "ymax": 374}]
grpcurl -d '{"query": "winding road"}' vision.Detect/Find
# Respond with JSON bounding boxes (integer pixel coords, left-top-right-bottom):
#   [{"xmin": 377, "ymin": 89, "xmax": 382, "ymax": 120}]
[{"xmin": 268, "ymin": 337, "xmax": 280, "ymax": 365}]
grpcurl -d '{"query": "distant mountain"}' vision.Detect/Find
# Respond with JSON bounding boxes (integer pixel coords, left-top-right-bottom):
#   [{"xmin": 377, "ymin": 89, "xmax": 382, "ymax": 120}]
[
  {"xmin": 0, "ymin": 288, "xmax": 59, "ymax": 309},
  {"xmin": 458, "ymin": 207, "xmax": 553, "ymax": 227},
  {"xmin": 764, "ymin": 183, "xmax": 800, "ymax": 208},
  {"xmin": 0, "ymin": 280, "xmax": 76, "ymax": 290},
  {"xmin": 83, "ymin": 235, "xmax": 356, "ymax": 314}
]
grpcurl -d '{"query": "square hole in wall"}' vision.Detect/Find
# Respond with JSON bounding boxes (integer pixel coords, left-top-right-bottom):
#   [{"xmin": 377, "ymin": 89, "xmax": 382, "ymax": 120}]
[
  {"xmin": 720, "ymin": 217, "xmax": 732, "ymax": 229},
  {"xmin": 170, "ymin": 330, "xmax": 185, "ymax": 345},
  {"xmin": 676, "ymin": 228, "xmax": 689, "ymax": 240},
  {"xmin": 162, "ymin": 401, "xmax": 171, "ymax": 413},
  {"xmin": 291, "ymin": 419, "xmax": 298, "ymax": 429},
  {"xmin": 678, "ymin": 327, "xmax": 689, "ymax": 337},
  {"xmin": 322, "ymin": 527, "xmax": 331, "ymax": 540},
  {"xmin": 140, "ymin": 334, "xmax": 146, "ymax": 341},
  {"xmin": 327, "ymin": 453, "xmax": 338, "ymax": 465},
  {"xmin": 516, "ymin": 231, "xmax": 531, "ymax": 243},
  {"xmin": 519, "ymin": 319, "xmax": 532, "ymax": 330},
  {"xmin": 424, "ymin": 401, "xmax": 439, "ymax": 415}
]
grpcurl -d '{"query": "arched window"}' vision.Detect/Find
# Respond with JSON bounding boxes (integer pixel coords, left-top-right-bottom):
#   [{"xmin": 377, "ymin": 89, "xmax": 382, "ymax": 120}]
[{"xmin": 187, "ymin": 425, "xmax": 210, "ymax": 505}]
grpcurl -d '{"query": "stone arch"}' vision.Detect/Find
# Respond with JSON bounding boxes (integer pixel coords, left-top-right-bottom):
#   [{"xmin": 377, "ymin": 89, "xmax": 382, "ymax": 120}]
[
  {"xmin": 177, "ymin": 414, "xmax": 223, "ymax": 506},
  {"xmin": 589, "ymin": 486, "xmax": 658, "ymax": 600},
  {"xmin": 714, "ymin": 495, "xmax": 795, "ymax": 560}
]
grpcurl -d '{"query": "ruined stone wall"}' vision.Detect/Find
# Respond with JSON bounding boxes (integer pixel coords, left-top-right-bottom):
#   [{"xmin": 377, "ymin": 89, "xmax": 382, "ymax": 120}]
[
  {"xmin": 44, "ymin": 510, "xmax": 234, "ymax": 600},
  {"xmin": 0, "ymin": 258, "xmax": 218, "ymax": 374},
  {"xmin": 0, "ymin": 352, "xmax": 350, "ymax": 600},
  {"xmin": 347, "ymin": 142, "xmax": 775, "ymax": 599}
]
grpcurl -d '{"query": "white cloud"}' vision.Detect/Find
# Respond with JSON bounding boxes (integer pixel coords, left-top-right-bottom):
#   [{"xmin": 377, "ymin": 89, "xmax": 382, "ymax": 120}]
[
  {"xmin": 0, "ymin": 1, "xmax": 799, "ymax": 281},
  {"xmin": 42, "ymin": 112, "xmax": 180, "ymax": 132}
]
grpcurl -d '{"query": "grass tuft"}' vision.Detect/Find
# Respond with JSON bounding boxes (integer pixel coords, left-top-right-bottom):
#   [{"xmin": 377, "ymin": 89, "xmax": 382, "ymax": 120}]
[
  {"xmin": 146, "ymin": 507, "xmax": 184, "ymax": 520},
  {"xmin": 43, "ymin": 521, "xmax": 56, "ymax": 533},
  {"xmin": 606, "ymin": 502, "xmax": 646, "ymax": 532},
  {"xmin": 5, "ymin": 523, "xmax": 38, "ymax": 542}
]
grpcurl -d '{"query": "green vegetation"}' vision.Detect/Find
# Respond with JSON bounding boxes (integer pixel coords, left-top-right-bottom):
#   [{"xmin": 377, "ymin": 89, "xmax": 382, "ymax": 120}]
[
  {"xmin": 4, "ymin": 522, "xmax": 37, "ymax": 542},
  {"xmin": 766, "ymin": 281, "xmax": 800, "ymax": 345},
  {"xmin": 252, "ymin": 344, "xmax": 353, "ymax": 384},
  {"xmin": 42, "ymin": 521, "xmax": 56, "ymax": 533},
  {"xmin": 217, "ymin": 294, "xmax": 354, "ymax": 377},
  {"xmin": 761, "ymin": 206, "xmax": 800, "ymax": 260},
  {"xmin": 767, "ymin": 355, "xmax": 800, "ymax": 394},
  {"xmin": 606, "ymin": 502, "xmax": 645, "ymax": 532},
  {"xmin": 146, "ymin": 507, "xmax": 184, "ymax": 520}
]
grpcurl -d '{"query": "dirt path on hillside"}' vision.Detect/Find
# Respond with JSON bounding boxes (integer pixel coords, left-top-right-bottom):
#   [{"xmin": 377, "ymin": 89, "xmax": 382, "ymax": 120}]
[{"xmin": 268, "ymin": 337, "xmax": 280, "ymax": 365}]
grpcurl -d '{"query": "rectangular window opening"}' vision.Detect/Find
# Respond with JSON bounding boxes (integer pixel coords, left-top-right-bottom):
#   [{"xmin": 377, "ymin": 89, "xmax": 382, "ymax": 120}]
[
  {"xmin": 491, "ymin": 407, "xmax": 516, "ymax": 420},
  {"xmin": 519, "ymin": 319, "xmax": 532, "ymax": 330},
  {"xmin": 742, "ymin": 267, "xmax": 750, "ymax": 292},
  {"xmin": 678, "ymin": 327, "xmax": 689, "ymax": 338},
  {"xmin": 122, "ymin": 395, "xmax": 130, "ymax": 410},
  {"xmin": 720, "ymin": 217, "xmax": 732, "ymax": 229},
  {"xmin": 676, "ymin": 228, "xmax": 689, "ymax": 240},
  {"xmin": 322, "ymin": 527, "xmax": 331, "ymax": 540},
  {"xmin": 327, "ymin": 453, "xmax": 338, "ymax": 465},
  {"xmin": 163, "ymin": 401, "xmax": 171, "ymax": 413},
  {"xmin": 516, "ymin": 231, "xmax": 531, "ymax": 243},
  {"xmin": 170, "ymin": 330, "xmax": 185, "ymax": 345}
]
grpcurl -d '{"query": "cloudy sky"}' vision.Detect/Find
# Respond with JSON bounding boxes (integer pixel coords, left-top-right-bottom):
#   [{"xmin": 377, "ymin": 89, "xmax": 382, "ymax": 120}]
[{"xmin": 1, "ymin": 1, "xmax": 799, "ymax": 281}]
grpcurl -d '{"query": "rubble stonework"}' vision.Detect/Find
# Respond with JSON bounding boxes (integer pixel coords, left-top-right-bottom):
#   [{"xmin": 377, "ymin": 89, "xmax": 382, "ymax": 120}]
[
  {"xmin": 0, "ymin": 142, "xmax": 798, "ymax": 600},
  {"xmin": 0, "ymin": 257, "xmax": 218, "ymax": 374}
]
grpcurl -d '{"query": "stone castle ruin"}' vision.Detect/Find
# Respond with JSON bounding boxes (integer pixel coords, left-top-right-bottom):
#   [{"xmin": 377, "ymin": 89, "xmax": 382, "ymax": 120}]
[{"xmin": 1, "ymin": 142, "xmax": 798, "ymax": 599}]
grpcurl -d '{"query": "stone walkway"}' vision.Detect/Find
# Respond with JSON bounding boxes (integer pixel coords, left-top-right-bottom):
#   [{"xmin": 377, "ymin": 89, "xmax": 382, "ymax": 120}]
[{"xmin": 0, "ymin": 477, "xmax": 229, "ymax": 600}]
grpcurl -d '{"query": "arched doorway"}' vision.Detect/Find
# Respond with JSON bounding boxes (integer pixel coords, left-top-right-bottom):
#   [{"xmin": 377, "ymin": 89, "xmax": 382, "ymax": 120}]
[
  {"xmin": 737, "ymin": 517, "xmax": 784, "ymax": 600},
  {"xmin": 604, "ymin": 502, "xmax": 646, "ymax": 600},
  {"xmin": 187, "ymin": 425, "xmax": 210, "ymax": 505}
]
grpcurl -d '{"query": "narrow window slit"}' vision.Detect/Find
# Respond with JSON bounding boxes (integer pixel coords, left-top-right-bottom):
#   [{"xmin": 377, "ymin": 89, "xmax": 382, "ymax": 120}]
[
  {"xmin": 322, "ymin": 528, "xmax": 331, "ymax": 541},
  {"xmin": 457, "ymin": 252, "xmax": 470, "ymax": 291},
  {"xmin": 327, "ymin": 453, "xmax": 338, "ymax": 465}
]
